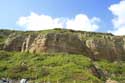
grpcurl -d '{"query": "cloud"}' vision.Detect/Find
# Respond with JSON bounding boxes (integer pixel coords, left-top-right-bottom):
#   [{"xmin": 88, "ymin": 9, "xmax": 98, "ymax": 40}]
[
  {"xmin": 17, "ymin": 12, "xmax": 65, "ymax": 30},
  {"xmin": 108, "ymin": 27, "xmax": 125, "ymax": 35},
  {"xmin": 66, "ymin": 14, "xmax": 100, "ymax": 31},
  {"xmin": 17, "ymin": 12, "xmax": 100, "ymax": 31},
  {"xmin": 108, "ymin": 0, "xmax": 125, "ymax": 35}
]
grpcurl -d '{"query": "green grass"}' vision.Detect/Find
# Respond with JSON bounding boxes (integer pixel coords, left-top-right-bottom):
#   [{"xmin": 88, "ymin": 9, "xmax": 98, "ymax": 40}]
[
  {"xmin": 95, "ymin": 60, "xmax": 125, "ymax": 82},
  {"xmin": 0, "ymin": 51, "xmax": 124, "ymax": 82},
  {"xmin": 0, "ymin": 51, "xmax": 103, "ymax": 83}
]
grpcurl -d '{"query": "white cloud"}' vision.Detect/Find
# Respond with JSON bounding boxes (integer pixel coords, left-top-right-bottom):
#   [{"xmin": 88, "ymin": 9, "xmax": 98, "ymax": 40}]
[
  {"xmin": 108, "ymin": 0, "xmax": 125, "ymax": 35},
  {"xmin": 17, "ymin": 12, "xmax": 100, "ymax": 31},
  {"xmin": 17, "ymin": 12, "xmax": 65, "ymax": 30},
  {"xmin": 108, "ymin": 27, "xmax": 125, "ymax": 35},
  {"xmin": 66, "ymin": 14, "xmax": 100, "ymax": 31}
]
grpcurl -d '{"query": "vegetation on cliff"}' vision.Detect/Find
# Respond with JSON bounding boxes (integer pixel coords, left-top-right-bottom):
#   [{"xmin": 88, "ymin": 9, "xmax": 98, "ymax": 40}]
[{"xmin": 0, "ymin": 29, "xmax": 125, "ymax": 83}]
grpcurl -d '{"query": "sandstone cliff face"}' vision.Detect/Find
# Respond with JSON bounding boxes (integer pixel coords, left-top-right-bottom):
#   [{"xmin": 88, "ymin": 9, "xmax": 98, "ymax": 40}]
[
  {"xmin": 1, "ymin": 29, "xmax": 125, "ymax": 61},
  {"xmin": 29, "ymin": 33, "xmax": 86, "ymax": 54},
  {"xmin": 85, "ymin": 37, "xmax": 125, "ymax": 60}
]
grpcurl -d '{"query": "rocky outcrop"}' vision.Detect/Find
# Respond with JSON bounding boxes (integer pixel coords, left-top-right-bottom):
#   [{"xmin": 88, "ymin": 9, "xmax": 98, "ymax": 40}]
[
  {"xmin": 85, "ymin": 37, "xmax": 125, "ymax": 61},
  {"xmin": 105, "ymin": 78, "xmax": 118, "ymax": 83},
  {"xmin": 3, "ymin": 33, "xmax": 25, "ymax": 51},
  {"xmin": 1, "ymin": 29, "xmax": 125, "ymax": 61},
  {"xmin": 29, "ymin": 33, "xmax": 87, "ymax": 54},
  {"xmin": 3, "ymin": 32, "xmax": 37, "ymax": 52},
  {"xmin": 90, "ymin": 64, "xmax": 106, "ymax": 80}
]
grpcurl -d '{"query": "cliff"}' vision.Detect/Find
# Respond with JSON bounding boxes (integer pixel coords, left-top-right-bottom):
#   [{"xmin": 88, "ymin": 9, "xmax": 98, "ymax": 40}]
[{"xmin": 1, "ymin": 29, "xmax": 125, "ymax": 61}]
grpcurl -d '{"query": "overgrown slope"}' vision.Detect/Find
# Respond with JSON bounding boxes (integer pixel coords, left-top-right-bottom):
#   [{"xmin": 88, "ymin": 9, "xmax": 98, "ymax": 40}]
[
  {"xmin": 0, "ymin": 29, "xmax": 125, "ymax": 83},
  {"xmin": 0, "ymin": 51, "xmax": 124, "ymax": 83},
  {"xmin": 0, "ymin": 51, "xmax": 100, "ymax": 83}
]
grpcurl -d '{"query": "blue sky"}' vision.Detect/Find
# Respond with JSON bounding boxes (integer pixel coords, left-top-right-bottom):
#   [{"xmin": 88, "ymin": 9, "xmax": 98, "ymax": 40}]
[{"xmin": 0, "ymin": 0, "xmax": 125, "ymax": 35}]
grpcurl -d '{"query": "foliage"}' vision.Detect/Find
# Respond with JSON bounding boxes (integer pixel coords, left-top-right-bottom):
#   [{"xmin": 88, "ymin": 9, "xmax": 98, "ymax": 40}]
[
  {"xmin": 95, "ymin": 60, "xmax": 125, "ymax": 82},
  {"xmin": 0, "ymin": 51, "xmax": 124, "ymax": 82},
  {"xmin": 0, "ymin": 51, "xmax": 103, "ymax": 83}
]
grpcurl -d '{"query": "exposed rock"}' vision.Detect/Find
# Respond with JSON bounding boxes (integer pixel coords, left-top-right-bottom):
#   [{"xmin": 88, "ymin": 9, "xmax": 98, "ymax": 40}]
[
  {"xmin": 3, "ymin": 32, "xmax": 37, "ymax": 52},
  {"xmin": 85, "ymin": 38, "xmax": 124, "ymax": 61},
  {"xmin": 21, "ymin": 34, "xmax": 37, "ymax": 52},
  {"xmin": 29, "ymin": 33, "xmax": 86, "ymax": 54},
  {"xmin": 1, "ymin": 29, "xmax": 125, "ymax": 61},
  {"xmin": 90, "ymin": 64, "xmax": 106, "ymax": 80},
  {"xmin": 105, "ymin": 78, "xmax": 118, "ymax": 83},
  {"xmin": 3, "ymin": 33, "xmax": 25, "ymax": 51}
]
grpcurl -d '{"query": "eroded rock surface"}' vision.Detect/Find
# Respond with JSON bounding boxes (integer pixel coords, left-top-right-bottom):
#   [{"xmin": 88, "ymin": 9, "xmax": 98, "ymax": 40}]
[{"xmin": 1, "ymin": 29, "xmax": 125, "ymax": 61}]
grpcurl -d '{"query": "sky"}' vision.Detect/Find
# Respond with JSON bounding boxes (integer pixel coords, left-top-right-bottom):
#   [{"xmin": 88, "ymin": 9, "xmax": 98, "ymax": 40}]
[{"xmin": 0, "ymin": 0, "xmax": 125, "ymax": 35}]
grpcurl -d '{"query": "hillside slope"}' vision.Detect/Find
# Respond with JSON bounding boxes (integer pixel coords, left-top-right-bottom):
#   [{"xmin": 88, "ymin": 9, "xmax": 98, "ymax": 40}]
[
  {"xmin": 0, "ymin": 51, "xmax": 124, "ymax": 83},
  {"xmin": 1, "ymin": 28, "xmax": 125, "ymax": 61},
  {"xmin": 0, "ymin": 29, "xmax": 125, "ymax": 83}
]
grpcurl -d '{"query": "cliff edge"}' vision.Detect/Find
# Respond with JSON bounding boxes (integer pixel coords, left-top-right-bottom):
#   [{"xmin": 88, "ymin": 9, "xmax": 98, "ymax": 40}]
[{"xmin": 1, "ymin": 29, "xmax": 125, "ymax": 61}]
